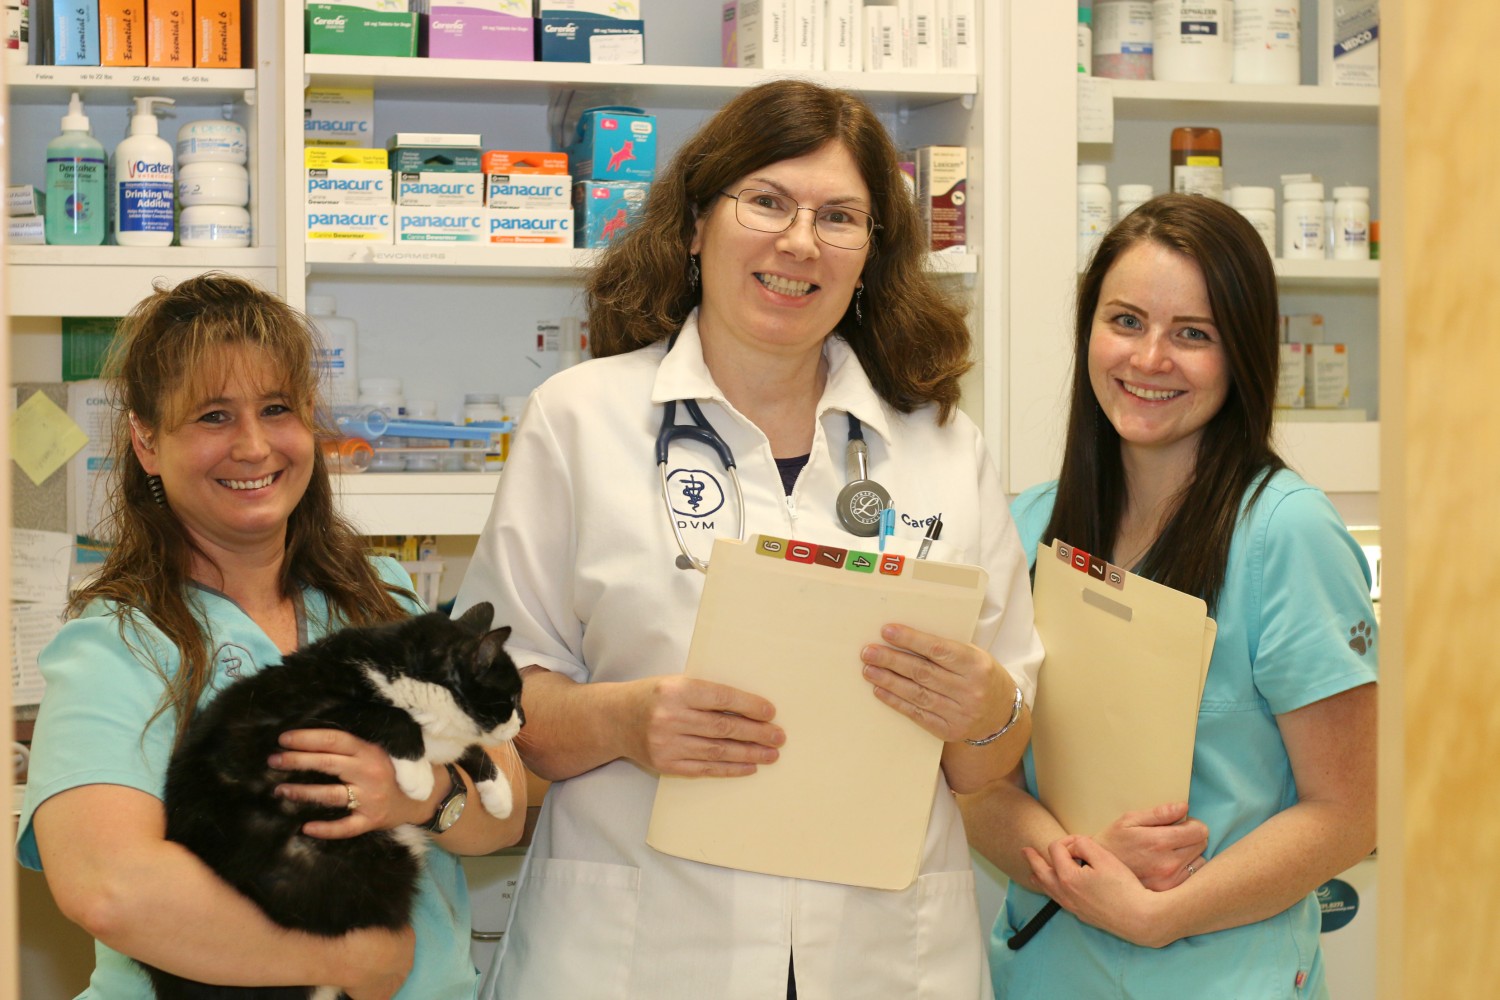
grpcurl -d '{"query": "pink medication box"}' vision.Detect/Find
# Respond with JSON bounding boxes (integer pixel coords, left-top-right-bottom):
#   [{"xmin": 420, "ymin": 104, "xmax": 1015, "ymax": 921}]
[{"xmin": 425, "ymin": 7, "xmax": 534, "ymax": 60}]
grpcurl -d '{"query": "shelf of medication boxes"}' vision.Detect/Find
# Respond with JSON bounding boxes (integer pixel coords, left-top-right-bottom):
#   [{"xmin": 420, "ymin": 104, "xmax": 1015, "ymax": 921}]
[
  {"xmin": 301, "ymin": 54, "xmax": 977, "ymax": 112},
  {"xmin": 302, "ymin": 242, "xmax": 977, "ymax": 279},
  {"xmin": 328, "ymin": 409, "xmax": 508, "ymax": 536}
]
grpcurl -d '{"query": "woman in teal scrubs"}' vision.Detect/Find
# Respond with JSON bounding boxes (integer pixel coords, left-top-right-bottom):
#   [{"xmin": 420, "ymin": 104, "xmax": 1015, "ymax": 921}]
[
  {"xmin": 16, "ymin": 272, "xmax": 525, "ymax": 998},
  {"xmin": 963, "ymin": 195, "xmax": 1378, "ymax": 999}
]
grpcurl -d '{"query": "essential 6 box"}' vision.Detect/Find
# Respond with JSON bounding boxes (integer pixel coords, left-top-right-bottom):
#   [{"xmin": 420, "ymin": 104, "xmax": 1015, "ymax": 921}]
[{"xmin": 567, "ymin": 106, "xmax": 655, "ymax": 183}]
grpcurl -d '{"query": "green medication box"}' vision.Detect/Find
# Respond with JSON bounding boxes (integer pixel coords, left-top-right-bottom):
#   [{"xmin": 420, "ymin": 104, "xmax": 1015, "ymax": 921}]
[{"xmin": 306, "ymin": 5, "xmax": 419, "ymax": 57}]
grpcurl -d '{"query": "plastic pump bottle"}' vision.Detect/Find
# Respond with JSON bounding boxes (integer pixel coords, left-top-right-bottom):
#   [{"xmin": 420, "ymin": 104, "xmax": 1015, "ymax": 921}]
[
  {"xmin": 113, "ymin": 96, "xmax": 176, "ymax": 247},
  {"xmin": 44, "ymin": 92, "xmax": 107, "ymax": 246}
]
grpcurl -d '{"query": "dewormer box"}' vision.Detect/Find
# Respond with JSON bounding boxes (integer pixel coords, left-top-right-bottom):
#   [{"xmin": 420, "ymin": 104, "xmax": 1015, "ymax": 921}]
[
  {"xmin": 396, "ymin": 207, "xmax": 486, "ymax": 242},
  {"xmin": 486, "ymin": 175, "xmax": 571, "ymax": 211},
  {"xmin": 306, "ymin": 208, "xmax": 393, "ymax": 241},
  {"xmin": 487, "ymin": 210, "xmax": 572, "ymax": 245},
  {"xmin": 307, "ymin": 170, "xmax": 392, "ymax": 206},
  {"xmin": 396, "ymin": 172, "xmax": 484, "ymax": 207},
  {"xmin": 305, "ymin": 87, "xmax": 376, "ymax": 147}
]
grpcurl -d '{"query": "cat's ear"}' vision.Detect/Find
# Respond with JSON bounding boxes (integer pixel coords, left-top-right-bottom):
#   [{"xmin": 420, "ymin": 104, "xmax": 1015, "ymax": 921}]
[
  {"xmin": 476, "ymin": 626, "xmax": 513, "ymax": 666},
  {"xmin": 480, "ymin": 626, "xmax": 516, "ymax": 656},
  {"xmin": 454, "ymin": 602, "xmax": 494, "ymax": 635}
]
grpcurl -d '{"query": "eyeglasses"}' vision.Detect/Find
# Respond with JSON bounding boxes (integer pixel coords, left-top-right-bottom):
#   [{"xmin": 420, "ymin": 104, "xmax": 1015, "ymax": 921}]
[{"xmin": 718, "ymin": 188, "xmax": 878, "ymax": 250}]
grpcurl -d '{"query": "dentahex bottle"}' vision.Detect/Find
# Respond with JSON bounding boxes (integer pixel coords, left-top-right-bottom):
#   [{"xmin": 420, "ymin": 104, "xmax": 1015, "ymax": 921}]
[{"xmin": 44, "ymin": 92, "xmax": 107, "ymax": 246}]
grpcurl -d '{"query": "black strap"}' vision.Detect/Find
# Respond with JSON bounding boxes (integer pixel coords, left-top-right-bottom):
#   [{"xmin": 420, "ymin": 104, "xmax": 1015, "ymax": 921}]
[{"xmin": 1006, "ymin": 899, "xmax": 1061, "ymax": 951}]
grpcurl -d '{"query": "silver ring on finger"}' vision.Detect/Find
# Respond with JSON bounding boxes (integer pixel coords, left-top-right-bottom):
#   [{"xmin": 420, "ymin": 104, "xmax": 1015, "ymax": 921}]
[{"xmin": 345, "ymin": 783, "xmax": 360, "ymax": 812}]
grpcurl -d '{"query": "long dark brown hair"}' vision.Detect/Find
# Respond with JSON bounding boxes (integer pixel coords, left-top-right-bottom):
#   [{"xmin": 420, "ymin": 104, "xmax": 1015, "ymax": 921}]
[
  {"xmin": 70, "ymin": 272, "xmax": 412, "ymax": 744},
  {"xmin": 585, "ymin": 78, "xmax": 972, "ymax": 422},
  {"xmin": 1043, "ymin": 194, "xmax": 1286, "ymax": 610}
]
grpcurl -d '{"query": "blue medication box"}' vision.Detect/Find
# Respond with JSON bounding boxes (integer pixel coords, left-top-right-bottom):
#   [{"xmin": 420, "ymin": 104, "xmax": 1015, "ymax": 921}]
[
  {"xmin": 55, "ymin": 0, "xmax": 101, "ymax": 65},
  {"xmin": 566, "ymin": 106, "xmax": 656, "ymax": 182},
  {"xmin": 574, "ymin": 180, "xmax": 649, "ymax": 248},
  {"xmin": 536, "ymin": 16, "xmax": 645, "ymax": 64}
]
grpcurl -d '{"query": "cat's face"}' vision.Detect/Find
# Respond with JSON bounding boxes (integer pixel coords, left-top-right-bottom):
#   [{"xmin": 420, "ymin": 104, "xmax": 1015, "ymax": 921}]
[{"xmin": 385, "ymin": 603, "xmax": 524, "ymax": 742}]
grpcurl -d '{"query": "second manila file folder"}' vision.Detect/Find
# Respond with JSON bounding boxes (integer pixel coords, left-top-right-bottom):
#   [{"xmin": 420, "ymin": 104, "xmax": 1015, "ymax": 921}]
[
  {"xmin": 1031, "ymin": 539, "xmax": 1216, "ymax": 837},
  {"xmin": 647, "ymin": 535, "xmax": 987, "ymax": 890}
]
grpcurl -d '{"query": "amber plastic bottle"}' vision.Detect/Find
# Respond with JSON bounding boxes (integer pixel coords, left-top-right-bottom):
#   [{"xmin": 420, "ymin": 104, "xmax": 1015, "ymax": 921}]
[{"xmin": 1170, "ymin": 127, "xmax": 1224, "ymax": 200}]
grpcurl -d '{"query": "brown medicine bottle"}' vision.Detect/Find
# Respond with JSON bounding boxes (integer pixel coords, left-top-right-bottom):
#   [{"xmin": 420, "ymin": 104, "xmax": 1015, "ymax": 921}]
[{"xmin": 1170, "ymin": 127, "xmax": 1224, "ymax": 201}]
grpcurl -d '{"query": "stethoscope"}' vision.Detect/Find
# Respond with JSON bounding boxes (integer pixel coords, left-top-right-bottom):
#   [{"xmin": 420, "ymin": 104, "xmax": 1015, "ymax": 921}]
[{"xmin": 656, "ymin": 337, "xmax": 892, "ymax": 572}]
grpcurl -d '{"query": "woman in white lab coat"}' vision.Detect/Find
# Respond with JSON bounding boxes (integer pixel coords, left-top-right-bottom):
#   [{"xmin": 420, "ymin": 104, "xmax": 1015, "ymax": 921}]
[{"xmin": 457, "ymin": 79, "xmax": 1043, "ymax": 1000}]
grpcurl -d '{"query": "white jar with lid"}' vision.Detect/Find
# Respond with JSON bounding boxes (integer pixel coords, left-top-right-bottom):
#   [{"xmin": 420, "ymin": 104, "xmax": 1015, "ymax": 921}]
[
  {"xmin": 1282, "ymin": 181, "xmax": 1326, "ymax": 259},
  {"xmin": 1117, "ymin": 183, "xmax": 1154, "ymax": 222},
  {"xmin": 1152, "ymin": 0, "xmax": 1233, "ymax": 83},
  {"xmin": 178, "ymin": 204, "xmax": 251, "ymax": 248},
  {"xmin": 359, "ymin": 378, "xmax": 407, "ymax": 472},
  {"xmin": 1331, "ymin": 185, "xmax": 1371, "ymax": 260},
  {"xmin": 1077, "ymin": 164, "xmax": 1112, "ymax": 265},
  {"xmin": 178, "ymin": 161, "xmax": 250, "ymax": 207},
  {"xmin": 1228, "ymin": 186, "xmax": 1277, "ymax": 258},
  {"xmin": 176, "ymin": 119, "xmax": 248, "ymax": 165}
]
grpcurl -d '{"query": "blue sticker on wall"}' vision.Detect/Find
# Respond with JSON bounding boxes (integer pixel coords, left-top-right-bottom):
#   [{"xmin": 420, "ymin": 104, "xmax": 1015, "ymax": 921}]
[{"xmin": 1317, "ymin": 878, "xmax": 1360, "ymax": 932}]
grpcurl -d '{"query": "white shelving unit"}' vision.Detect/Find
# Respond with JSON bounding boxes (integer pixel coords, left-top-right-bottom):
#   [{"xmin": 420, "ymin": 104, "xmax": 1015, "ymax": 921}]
[
  {"xmin": 282, "ymin": 3, "xmax": 998, "ymax": 535},
  {"xmin": 1000, "ymin": 4, "xmax": 1381, "ymax": 517},
  {"xmin": 3, "ymin": 37, "xmax": 281, "ymax": 318}
]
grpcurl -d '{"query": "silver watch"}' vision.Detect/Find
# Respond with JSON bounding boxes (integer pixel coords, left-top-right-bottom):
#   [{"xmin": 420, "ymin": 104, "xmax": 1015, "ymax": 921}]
[{"xmin": 421, "ymin": 762, "xmax": 467, "ymax": 834}]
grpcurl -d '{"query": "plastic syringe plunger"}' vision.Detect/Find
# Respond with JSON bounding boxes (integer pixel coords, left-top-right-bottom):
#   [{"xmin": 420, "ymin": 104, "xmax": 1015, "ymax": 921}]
[{"xmin": 332, "ymin": 406, "xmax": 390, "ymax": 440}]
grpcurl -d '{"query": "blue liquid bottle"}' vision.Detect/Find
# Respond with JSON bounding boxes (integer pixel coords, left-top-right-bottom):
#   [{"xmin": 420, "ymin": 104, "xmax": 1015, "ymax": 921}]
[{"xmin": 44, "ymin": 92, "xmax": 108, "ymax": 246}]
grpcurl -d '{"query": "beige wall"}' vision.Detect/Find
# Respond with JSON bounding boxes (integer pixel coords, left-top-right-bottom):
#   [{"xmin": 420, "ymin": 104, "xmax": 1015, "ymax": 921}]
[{"xmin": 1378, "ymin": 0, "xmax": 1500, "ymax": 994}]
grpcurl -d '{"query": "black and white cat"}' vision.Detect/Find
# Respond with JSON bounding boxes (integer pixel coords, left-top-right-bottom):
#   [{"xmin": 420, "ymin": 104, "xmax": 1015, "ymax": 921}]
[{"xmin": 142, "ymin": 601, "xmax": 524, "ymax": 1000}]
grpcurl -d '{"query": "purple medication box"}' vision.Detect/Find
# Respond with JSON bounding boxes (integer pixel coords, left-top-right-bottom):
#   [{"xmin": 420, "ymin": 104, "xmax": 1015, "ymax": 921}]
[{"xmin": 425, "ymin": 7, "xmax": 535, "ymax": 61}]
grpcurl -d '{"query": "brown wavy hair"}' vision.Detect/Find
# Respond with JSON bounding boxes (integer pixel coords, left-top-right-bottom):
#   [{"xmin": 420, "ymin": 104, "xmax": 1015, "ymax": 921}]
[
  {"xmin": 69, "ymin": 272, "xmax": 412, "ymax": 745},
  {"xmin": 1043, "ymin": 194, "xmax": 1286, "ymax": 610},
  {"xmin": 585, "ymin": 78, "xmax": 972, "ymax": 422}
]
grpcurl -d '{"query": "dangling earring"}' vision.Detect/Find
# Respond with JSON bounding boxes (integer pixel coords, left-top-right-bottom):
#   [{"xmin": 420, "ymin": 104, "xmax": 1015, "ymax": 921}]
[
  {"xmin": 147, "ymin": 475, "xmax": 166, "ymax": 506},
  {"xmin": 688, "ymin": 255, "xmax": 700, "ymax": 290},
  {"xmin": 854, "ymin": 285, "xmax": 864, "ymax": 325}
]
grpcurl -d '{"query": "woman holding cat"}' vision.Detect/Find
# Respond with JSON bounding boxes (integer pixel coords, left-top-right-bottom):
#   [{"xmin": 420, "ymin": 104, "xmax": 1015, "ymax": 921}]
[
  {"xmin": 16, "ymin": 272, "xmax": 526, "ymax": 999},
  {"xmin": 456, "ymin": 79, "xmax": 1043, "ymax": 998}
]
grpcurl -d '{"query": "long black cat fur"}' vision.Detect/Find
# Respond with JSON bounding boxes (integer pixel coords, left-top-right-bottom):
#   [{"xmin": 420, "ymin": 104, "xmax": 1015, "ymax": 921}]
[{"xmin": 141, "ymin": 601, "xmax": 524, "ymax": 1000}]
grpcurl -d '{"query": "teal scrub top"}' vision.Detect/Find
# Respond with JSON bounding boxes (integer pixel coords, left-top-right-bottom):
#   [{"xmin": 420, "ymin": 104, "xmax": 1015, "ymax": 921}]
[
  {"xmin": 990, "ymin": 469, "xmax": 1378, "ymax": 1000},
  {"xmin": 17, "ymin": 557, "xmax": 481, "ymax": 1000}
]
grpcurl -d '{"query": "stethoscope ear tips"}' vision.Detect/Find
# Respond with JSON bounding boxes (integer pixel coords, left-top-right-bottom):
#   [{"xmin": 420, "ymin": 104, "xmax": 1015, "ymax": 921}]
[{"xmin": 675, "ymin": 554, "xmax": 697, "ymax": 571}]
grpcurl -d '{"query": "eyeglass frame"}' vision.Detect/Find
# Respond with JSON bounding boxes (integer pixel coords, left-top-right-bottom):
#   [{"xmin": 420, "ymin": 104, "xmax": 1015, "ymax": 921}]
[{"xmin": 716, "ymin": 188, "xmax": 880, "ymax": 251}]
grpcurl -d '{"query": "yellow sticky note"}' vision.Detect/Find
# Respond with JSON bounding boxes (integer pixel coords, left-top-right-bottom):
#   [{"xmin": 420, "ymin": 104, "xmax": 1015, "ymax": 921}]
[{"xmin": 11, "ymin": 391, "xmax": 91, "ymax": 487}]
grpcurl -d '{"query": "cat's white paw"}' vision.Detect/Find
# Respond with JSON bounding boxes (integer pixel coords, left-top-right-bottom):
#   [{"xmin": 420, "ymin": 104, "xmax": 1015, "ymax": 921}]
[
  {"xmin": 477, "ymin": 777, "xmax": 513, "ymax": 819},
  {"xmin": 310, "ymin": 986, "xmax": 341, "ymax": 1000},
  {"xmin": 392, "ymin": 757, "xmax": 435, "ymax": 801}
]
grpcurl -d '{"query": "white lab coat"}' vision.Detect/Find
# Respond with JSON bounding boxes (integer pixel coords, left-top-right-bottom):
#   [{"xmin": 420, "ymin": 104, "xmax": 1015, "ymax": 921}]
[{"xmin": 458, "ymin": 312, "xmax": 1042, "ymax": 1000}]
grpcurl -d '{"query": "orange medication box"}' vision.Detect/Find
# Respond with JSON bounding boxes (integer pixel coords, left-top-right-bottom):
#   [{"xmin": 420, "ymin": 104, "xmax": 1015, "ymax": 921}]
[
  {"xmin": 480, "ymin": 150, "xmax": 569, "ymax": 175},
  {"xmin": 101, "ymin": 1, "xmax": 147, "ymax": 66},
  {"xmin": 195, "ymin": 1, "xmax": 242, "ymax": 67},
  {"xmin": 148, "ymin": 0, "xmax": 193, "ymax": 66}
]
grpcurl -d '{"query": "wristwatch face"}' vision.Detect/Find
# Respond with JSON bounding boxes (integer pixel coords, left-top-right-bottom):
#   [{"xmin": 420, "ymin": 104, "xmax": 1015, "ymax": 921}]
[{"xmin": 433, "ymin": 788, "xmax": 466, "ymax": 833}]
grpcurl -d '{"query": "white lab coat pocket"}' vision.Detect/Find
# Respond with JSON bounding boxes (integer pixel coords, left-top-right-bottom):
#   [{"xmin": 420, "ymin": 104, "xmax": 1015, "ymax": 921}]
[
  {"xmin": 914, "ymin": 868, "xmax": 991, "ymax": 1000},
  {"xmin": 493, "ymin": 857, "xmax": 641, "ymax": 999}
]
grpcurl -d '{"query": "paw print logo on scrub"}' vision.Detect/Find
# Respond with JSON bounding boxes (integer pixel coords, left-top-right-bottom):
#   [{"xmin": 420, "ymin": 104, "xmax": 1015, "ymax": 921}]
[{"xmin": 1347, "ymin": 620, "xmax": 1374, "ymax": 656}]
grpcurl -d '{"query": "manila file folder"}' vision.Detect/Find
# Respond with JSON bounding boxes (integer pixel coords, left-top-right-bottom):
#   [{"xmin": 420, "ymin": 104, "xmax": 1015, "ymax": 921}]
[
  {"xmin": 647, "ymin": 535, "xmax": 987, "ymax": 890},
  {"xmin": 1031, "ymin": 540, "xmax": 1216, "ymax": 836}
]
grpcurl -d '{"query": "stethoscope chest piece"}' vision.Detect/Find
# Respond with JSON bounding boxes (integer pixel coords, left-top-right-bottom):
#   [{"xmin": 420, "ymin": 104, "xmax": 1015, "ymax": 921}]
[
  {"xmin": 836, "ymin": 421, "xmax": 891, "ymax": 537},
  {"xmin": 837, "ymin": 478, "xmax": 891, "ymax": 536}
]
